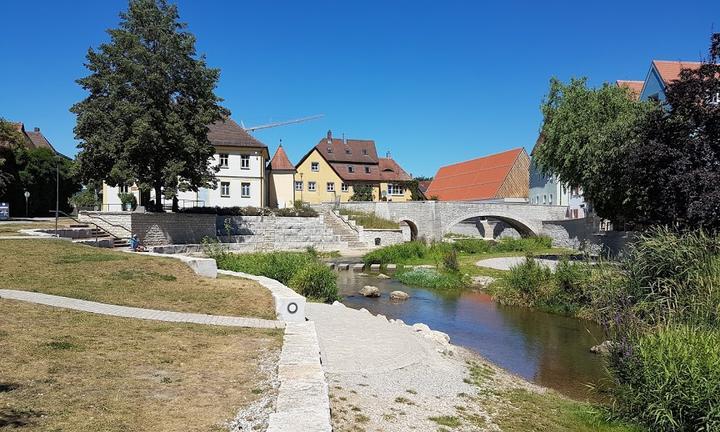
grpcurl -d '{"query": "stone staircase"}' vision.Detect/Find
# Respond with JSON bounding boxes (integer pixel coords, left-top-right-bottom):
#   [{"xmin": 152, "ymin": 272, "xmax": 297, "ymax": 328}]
[
  {"xmin": 70, "ymin": 224, "xmax": 131, "ymax": 249},
  {"xmin": 321, "ymin": 209, "xmax": 368, "ymax": 249}
]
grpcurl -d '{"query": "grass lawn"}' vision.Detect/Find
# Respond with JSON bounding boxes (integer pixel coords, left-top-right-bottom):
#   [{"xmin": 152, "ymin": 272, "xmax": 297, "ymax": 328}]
[
  {"xmin": 0, "ymin": 300, "xmax": 282, "ymax": 431},
  {"xmin": 0, "ymin": 218, "xmax": 74, "ymax": 237},
  {"xmin": 0, "ymin": 239, "xmax": 275, "ymax": 319}
]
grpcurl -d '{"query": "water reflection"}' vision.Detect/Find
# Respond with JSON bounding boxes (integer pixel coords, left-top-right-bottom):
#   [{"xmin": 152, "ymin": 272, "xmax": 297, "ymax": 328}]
[{"xmin": 337, "ymin": 271, "xmax": 607, "ymax": 400}]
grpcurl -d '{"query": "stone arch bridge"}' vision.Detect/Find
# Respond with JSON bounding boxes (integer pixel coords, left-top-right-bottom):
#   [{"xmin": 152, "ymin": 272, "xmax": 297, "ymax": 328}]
[{"xmin": 336, "ymin": 201, "xmax": 572, "ymax": 244}]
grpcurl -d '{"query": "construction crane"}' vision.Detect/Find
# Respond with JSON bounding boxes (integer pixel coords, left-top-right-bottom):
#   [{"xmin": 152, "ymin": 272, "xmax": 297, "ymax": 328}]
[{"xmin": 241, "ymin": 114, "xmax": 324, "ymax": 132}]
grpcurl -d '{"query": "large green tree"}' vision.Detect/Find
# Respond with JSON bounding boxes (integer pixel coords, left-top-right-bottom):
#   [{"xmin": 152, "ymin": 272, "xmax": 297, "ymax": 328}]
[
  {"xmin": 624, "ymin": 35, "xmax": 720, "ymax": 230},
  {"xmin": 71, "ymin": 0, "xmax": 228, "ymax": 211},
  {"xmin": 0, "ymin": 119, "xmax": 24, "ymax": 196},
  {"xmin": 534, "ymin": 78, "xmax": 655, "ymax": 225}
]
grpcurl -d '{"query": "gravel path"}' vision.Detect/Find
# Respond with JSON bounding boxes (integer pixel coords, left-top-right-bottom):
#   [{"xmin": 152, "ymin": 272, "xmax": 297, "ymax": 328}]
[
  {"xmin": 306, "ymin": 302, "xmax": 536, "ymax": 431},
  {"xmin": 0, "ymin": 289, "xmax": 284, "ymax": 329},
  {"xmin": 475, "ymin": 256, "xmax": 560, "ymax": 271}
]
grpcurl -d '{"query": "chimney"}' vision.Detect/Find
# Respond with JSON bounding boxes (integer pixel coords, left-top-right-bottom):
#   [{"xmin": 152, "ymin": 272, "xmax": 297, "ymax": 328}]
[
  {"xmin": 386, "ymin": 151, "xmax": 391, "ymax": 158},
  {"xmin": 326, "ymin": 130, "xmax": 332, "ymax": 144},
  {"xmin": 34, "ymin": 127, "xmax": 40, "ymax": 132},
  {"xmin": 342, "ymin": 133, "xmax": 346, "ymax": 145}
]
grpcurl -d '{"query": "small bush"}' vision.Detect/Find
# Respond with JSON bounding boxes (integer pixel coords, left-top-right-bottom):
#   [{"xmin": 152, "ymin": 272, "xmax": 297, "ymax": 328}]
[
  {"xmin": 442, "ymin": 249, "xmax": 460, "ymax": 272},
  {"xmin": 453, "ymin": 238, "xmax": 493, "ymax": 254},
  {"xmin": 494, "ymin": 236, "xmax": 553, "ymax": 252},
  {"xmin": 338, "ymin": 209, "xmax": 399, "ymax": 229},
  {"xmin": 501, "ymin": 256, "xmax": 554, "ymax": 305},
  {"xmin": 609, "ymin": 325, "xmax": 720, "ymax": 431},
  {"xmin": 396, "ymin": 267, "xmax": 469, "ymax": 289},
  {"xmin": 288, "ymin": 262, "xmax": 339, "ymax": 302},
  {"xmin": 214, "ymin": 251, "xmax": 339, "ymax": 303},
  {"xmin": 363, "ymin": 241, "xmax": 429, "ymax": 264}
]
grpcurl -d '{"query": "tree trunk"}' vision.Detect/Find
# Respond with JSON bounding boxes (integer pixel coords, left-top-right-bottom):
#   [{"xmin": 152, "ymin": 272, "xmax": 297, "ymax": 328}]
[
  {"xmin": 154, "ymin": 184, "xmax": 163, "ymax": 212},
  {"xmin": 140, "ymin": 189, "xmax": 151, "ymax": 209},
  {"xmin": 172, "ymin": 196, "xmax": 179, "ymax": 213}
]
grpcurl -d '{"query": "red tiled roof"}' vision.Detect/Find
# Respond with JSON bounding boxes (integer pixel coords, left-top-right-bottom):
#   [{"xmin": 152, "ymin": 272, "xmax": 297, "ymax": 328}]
[
  {"xmin": 652, "ymin": 60, "xmax": 702, "ymax": 84},
  {"xmin": 616, "ymin": 80, "xmax": 644, "ymax": 100},
  {"xmin": 269, "ymin": 145, "xmax": 295, "ymax": 171},
  {"xmin": 425, "ymin": 148, "xmax": 524, "ymax": 201},
  {"xmin": 418, "ymin": 180, "xmax": 431, "ymax": 193},
  {"xmin": 378, "ymin": 157, "xmax": 412, "ymax": 182},
  {"xmin": 208, "ymin": 118, "xmax": 267, "ymax": 149}
]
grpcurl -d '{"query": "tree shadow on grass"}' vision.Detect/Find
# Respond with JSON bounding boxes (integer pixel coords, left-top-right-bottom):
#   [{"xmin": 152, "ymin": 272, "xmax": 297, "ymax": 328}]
[{"xmin": 0, "ymin": 407, "xmax": 44, "ymax": 428}]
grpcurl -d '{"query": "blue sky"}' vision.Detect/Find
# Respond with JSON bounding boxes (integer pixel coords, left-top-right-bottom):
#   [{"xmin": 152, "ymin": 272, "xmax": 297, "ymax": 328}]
[{"xmin": 1, "ymin": 1, "xmax": 717, "ymax": 177}]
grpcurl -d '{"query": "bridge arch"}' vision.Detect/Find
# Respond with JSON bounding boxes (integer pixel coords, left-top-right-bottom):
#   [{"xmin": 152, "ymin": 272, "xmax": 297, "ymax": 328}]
[
  {"xmin": 443, "ymin": 213, "xmax": 539, "ymax": 238},
  {"xmin": 398, "ymin": 218, "xmax": 419, "ymax": 241}
]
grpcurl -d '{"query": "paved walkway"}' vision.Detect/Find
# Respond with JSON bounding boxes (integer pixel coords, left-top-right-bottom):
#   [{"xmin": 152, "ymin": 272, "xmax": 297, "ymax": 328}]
[
  {"xmin": 476, "ymin": 256, "xmax": 560, "ymax": 271},
  {"xmin": 0, "ymin": 289, "xmax": 284, "ymax": 329}
]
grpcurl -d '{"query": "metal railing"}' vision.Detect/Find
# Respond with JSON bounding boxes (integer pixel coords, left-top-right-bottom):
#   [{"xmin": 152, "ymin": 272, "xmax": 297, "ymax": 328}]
[{"xmin": 55, "ymin": 209, "xmax": 131, "ymax": 245}]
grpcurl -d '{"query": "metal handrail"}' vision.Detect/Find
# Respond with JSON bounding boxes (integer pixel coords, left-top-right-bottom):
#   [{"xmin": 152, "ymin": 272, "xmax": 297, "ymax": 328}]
[{"xmin": 55, "ymin": 210, "xmax": 131, "ymax": 244}]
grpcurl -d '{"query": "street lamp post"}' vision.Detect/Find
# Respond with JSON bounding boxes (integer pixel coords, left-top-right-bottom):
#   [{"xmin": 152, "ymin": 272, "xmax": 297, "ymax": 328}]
[
  {"xmin": 23, "ymin": 191, "xmax": 30, "ymax": 217},
  {"xmin": 55, "ymin": 161, "xmax": 59, "ymax": 237}
]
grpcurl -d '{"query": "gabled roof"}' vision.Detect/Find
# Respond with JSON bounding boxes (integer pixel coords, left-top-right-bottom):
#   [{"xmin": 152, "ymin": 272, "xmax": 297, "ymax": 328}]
[
  {"xmin": 652, "ymin": 60, "xmax": 702, "ymax": 84},
  {"xmin": 616, "ymin": 80, "xmax": 644, "ymax": 100},
  {"xmin": 314, "ymin": 132, "xmax": 379, "ymax": 164},
  {"xmin": 269, "ymin": 145, "xmax": 295, "ymax": 171},
  {"xmin": 418, "ymin": 180, "xmax": 431, "ymax": 194},
  {"xmin": 208, "ymin": 118, "xmax": 267, "ymax": 149},
  {"xmin": 25, "ymin": 128, "xmax": 59, "ymax": 152},
  {"xmin": 378, "ymin": 157, "xmax": 412, "ymax": 182},
  {"xmin": 425, "ymin": 148, "xmax": 525, "ymax": 201}
]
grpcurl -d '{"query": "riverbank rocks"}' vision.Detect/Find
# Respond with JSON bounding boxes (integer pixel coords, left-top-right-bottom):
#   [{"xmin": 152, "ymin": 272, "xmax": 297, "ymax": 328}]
[
  {"xmin": 359, "ymin": 285, "xmax": 380, "ymax": 297},
  {"xmin": 590, "ymin": 340, "xmax": 615, "ymax": 355},
  {"xmin": 390, "ymin": 290, "xmax": 410, "ymax": 301},
  {"xmin": 471, "ymin": 276, "xmax": 496, "ymax": 288},
  {"xmin": 377, "ymin": 273, "xmax": 391, "ymax": 279}
]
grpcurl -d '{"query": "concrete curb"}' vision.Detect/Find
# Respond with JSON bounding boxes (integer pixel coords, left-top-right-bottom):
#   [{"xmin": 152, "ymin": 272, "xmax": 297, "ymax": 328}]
[
  {"xmin": 218, "ymin": 269, "xmax": 306, "ymax": 323},
  {"xmin": 268, "ymin": 321, "xmax": 331, "ymax": 432}
]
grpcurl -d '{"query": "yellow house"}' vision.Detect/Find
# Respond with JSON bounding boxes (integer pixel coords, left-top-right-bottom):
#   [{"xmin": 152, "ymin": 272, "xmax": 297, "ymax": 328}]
[{"xmin": 295, "ymin": 131, "xmax": 413, "ymax": 204}]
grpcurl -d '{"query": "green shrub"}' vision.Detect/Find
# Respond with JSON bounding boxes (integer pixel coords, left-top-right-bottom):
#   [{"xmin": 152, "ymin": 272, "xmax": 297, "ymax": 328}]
[
  {"xmin": 338, "ymin": 209, "xmax": 399, "ymax": 229},
  {"xmin": 494, "ymin": 236, "xmax": 553, "ymax": 252},
  {"xmin": 118, "ymin": 192, "xmax": 137, "ymax": 211},
  {"xmin": 453, "ymin": 238, "xmax": 493, "ymax": 254},
  {"xmin": 363, "ymin": 241, "xmax": 429, "ymax": 264},
  {"xmin": 500, "ymin": 256, "xmax": 554, "ymax": 306},
  {"xmin": 214, "ymin": 251, "xmax": 338, "ymax": 303},
  {"xmin": 442, "ymin": 249, "xmax": 460, "ymax": 272},
  {"xmin": 288, "ymin": 262, "xmax": 339, "ymax": 302},
  {"xmin": 609, "ymin": 325, "xmax": 720, "ymax": 431},
  {"xmin": 396, "ymin": 268, "xmax": 469, "ymax": 289}
]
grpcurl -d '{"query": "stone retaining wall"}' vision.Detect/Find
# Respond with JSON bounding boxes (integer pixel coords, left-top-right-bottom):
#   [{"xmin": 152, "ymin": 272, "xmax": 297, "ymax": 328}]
[
  {"xmin": 133, "ymin": 213, "xmax": 216, "ymax": 246},
  {"xmin": 78, "ymin": 211, "xmax": 132, "ymax": 238},
  {"xmin": 358, "ymin": 228, "xmax": 405, "ymax": 247},
  {"xmin": 217, "ymin": 215, "xmax": 344, "ymax": 251}
]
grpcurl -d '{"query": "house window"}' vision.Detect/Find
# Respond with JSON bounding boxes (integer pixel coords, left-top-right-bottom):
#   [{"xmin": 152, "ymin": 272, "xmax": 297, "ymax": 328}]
[
  {"xmin": 241, "ymin": 182, "xmax": 250, "ymax": 198},
  {"xmin": 543, "ymin": 194, "xmax": 547, "ymax": 205},
  {"xmin": 119, "ymin": 185, "xmax": 130, "ymax": 194},
  {"xmin": 311, "ymin": 162, "xmax": 319, "ymax": 172},
  {"xmin": 362, "ymin": 149, "xmax": 368, "ymax": 155},
  {"xmin": 549, "ymin": 194, "xmax": 553, "ymax": 204},
  {"xmin": 308, "ymin": 181, "xmax": 316, "ymax": 192},
  {"xmin": 327, "ymin": 182, "xmax": 335, "ymax": 192},
  {"xmin": 295, "ymin": 181, "xmax": 303, "ymax": 191},
  {"xmin": 219, "ymin": 153, "xmax": 229, "ymax": 168},
  {"xmin": 341, "ymin": 183, "xmax": 349, "ymax": 192},
  {"xmin": 220, "ymin": 182, "xmax": 230, "ymax": 197},
  {"xmin": 348, "ymin": 165, "xmax": 355, "ymax": 173},
  {"xmin": 364, "ymin": 166, "xmax": 371, "ymax": 174},
  {"xmin": 711, "ymin": 92, "xmax": 720, "ymax": 105},
  {"xmin": 387, "ymin": 183, "xmax": 405, "ymax": 195},
  {"xmin": 241, "ymin": 155, "xmax": 250, "ymax": 169}
]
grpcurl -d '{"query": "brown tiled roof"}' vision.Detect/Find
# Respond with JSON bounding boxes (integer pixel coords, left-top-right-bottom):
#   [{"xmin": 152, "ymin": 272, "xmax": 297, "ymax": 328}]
[
  {"xmin": 418, "ymin": 180, "xmax": 431, "ymax": 193},
  {"xmin": 425, "ymin": 148, "xmax": 525, "ymax": 201},
  {"xmin": 328, "ymin": 157, "xmax": 412, "ymax": 182},
  {"xmin": 378, "ymin": 157, "xmax": 412, "ymax": 182},
  {"xmin": 616, "ymin": 80, "xmax": 644, "ymax": 100},
  {"xmin": 208, "ymin": 118, "xmax": 267, "ymax": 149},
  {"xmin": 652, "ymin": 60, "xmax": 702, "ymax": 84},
  {"xmin": 269, "ymin": 145, "xmax": 295, "ymax": 171},
  {"xmin": 25, "ymin": 128, "xmax": 58, "ymax": 152},
  {"xmin": 314, "ymin": 136, "xmax": 379, "ymax": 164}
]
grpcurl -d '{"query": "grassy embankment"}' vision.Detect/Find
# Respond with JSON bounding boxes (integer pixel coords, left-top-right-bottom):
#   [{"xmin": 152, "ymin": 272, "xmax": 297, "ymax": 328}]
[
  {"xmin": 0, "ymin": 239, "xmax": 275, "ymax": 318},
  {"xmin": 337, "ymin": 209, "xmax": 400, "ymax": 229},
  {"xmin": 489, "ymin": 228, "xmax": 720, "ymax": 431},
  {"xmin": 208, "ymin": 246, "xmax": 340, "ymax": 303},
  {"xmin": 0, "ymin": 218, "xmax": 74, "ymax": 237},
  {"xmin": 0, "ymin": 239, "xmax": 282, "ymax": 431},
  {"xmin": 362, "ymin": 237, "xmax": 570, "ymax": 289}
]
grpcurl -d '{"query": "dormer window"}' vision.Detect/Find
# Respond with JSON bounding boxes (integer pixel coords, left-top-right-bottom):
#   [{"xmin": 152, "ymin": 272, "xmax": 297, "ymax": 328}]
[
  {"xmin": 364, "ymin": 166, "xmax": 371, "ymax": 174},
  {"xmin": 327, "ymin": 147, "xmax": 333, "ymax": 153},
  {"xmin": 345, "ymin": 148, "xmax": 351, "ymax": 155},
  {"xmin": 348, "ymin": 165, "xmax": 355, "ymax": 173},
  {"xmin": 362, "ymin": 149, "xmax": 368, "ymax": 155}
]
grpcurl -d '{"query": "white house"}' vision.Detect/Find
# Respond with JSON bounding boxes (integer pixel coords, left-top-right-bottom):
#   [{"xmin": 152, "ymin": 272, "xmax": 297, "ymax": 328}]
[{"xmin": 102, "ymin": 118, "xmax": 269, "ymax": 210}]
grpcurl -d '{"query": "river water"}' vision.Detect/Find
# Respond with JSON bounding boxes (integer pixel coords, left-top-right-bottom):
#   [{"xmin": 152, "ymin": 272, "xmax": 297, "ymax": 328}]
[{"xmin": 336, "ymin": 270, "xmax": 608, "ymax": 401}]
